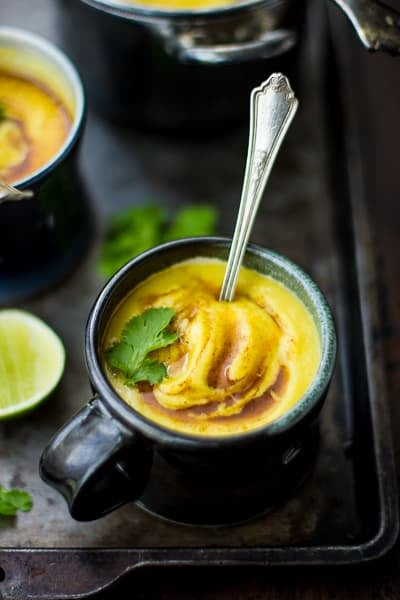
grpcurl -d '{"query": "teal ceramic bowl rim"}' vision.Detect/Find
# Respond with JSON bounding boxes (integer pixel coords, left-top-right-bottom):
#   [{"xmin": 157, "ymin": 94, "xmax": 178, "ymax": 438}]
[
  {"xmin": 88, "ymin": 237, "xmax": 337, "ymax": 446},
  {"xmin": 0, "ymin": 26, "xmax": 85, "ymax": 189}
]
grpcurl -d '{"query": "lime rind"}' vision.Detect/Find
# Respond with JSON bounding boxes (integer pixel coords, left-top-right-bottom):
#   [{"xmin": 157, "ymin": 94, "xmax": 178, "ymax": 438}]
[{"xmin": 0, "ymin": 309, "xmax": 65, "ymax": 420}]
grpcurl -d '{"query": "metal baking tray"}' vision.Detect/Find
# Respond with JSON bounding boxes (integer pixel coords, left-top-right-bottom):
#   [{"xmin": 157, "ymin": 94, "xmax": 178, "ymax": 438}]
[{"xmin": 0, "ymin": 1, "xmax": 398, "ymax": 598}]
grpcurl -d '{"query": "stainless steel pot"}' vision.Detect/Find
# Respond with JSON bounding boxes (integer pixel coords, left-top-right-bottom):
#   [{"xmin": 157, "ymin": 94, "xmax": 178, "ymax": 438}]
[
  {"xmin": 56, "ymin": 0, "xmax": 400, "ymax": 130},
  {"xmin": 56, "ymin": 0, "xmax": 306, "ymax": 130}
]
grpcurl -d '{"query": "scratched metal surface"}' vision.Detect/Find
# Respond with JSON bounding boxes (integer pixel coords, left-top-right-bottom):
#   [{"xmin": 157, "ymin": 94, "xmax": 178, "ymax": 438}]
[{"xmin": 0, "ymin": 0, "xmax": 395, "ymax": 577}]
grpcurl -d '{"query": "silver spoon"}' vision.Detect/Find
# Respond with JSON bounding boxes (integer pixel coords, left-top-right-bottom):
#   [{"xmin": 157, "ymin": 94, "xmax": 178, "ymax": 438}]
[
  {"xmin": 0, "ymin": 180, "xmax": 33, "ymax": 204},
  {"xmin": 219, "ymin": 73, "xmax": 298, "ymax": 302}
]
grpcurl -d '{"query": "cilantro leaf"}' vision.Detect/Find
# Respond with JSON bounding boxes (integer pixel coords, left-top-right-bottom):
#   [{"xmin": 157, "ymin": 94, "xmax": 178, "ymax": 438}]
[
  {"xmin": 122, "ymin": 307, "xmax": 178, "ymax": 355},
  {"xmin": 163, "ymin": 205, "xmax": 218, "ymax": 241},
  {"xmin": 0, "ymin": 486, "xmax": 33, "ymax": 516},
  {"xmin": 106, "ymin": 341, "xmax": 137, "ymax": 378},
  {"xmin": 127, "ymin": 359, "xmax": 167, "ymax": 386},
  {"xmin": 98, "ymin": 203, "xmax": 219, "ymax": 279},
  {"xmin": 106, "ymin": 307, "xmax": 178, "ymax": 387},
  {"xmin": 98, "ymin": 205, "xmax": 165, "ymax": 278}
]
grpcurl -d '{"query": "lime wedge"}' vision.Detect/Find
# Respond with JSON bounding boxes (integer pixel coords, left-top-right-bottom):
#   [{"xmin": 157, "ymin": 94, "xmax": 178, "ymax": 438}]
[{"xmin": 0, "ymin": 309, "xmax": 65, "ymax": 419}]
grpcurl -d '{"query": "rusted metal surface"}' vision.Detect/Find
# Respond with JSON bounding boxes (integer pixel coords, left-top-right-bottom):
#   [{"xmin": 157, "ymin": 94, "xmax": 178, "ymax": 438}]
[{"xmin": 0, "ymin": 0, "xmax": 398, "ymax": 598}]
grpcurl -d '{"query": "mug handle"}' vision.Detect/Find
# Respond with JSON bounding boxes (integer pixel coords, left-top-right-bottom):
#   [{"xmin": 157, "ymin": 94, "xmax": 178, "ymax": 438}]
[
  {"xmin": 169, "ymin": 29, "xmax": 297, "ymax": 65},
  {"xmin": 39, "ymin": 396, "xmax": 152, "ymax": 521}
]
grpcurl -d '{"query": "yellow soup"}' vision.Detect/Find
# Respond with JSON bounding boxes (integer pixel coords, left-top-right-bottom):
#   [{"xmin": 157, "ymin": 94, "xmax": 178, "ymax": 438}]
[
  {"xmin": 123, "ymin": 0, "xmax": 235, "ymax": 9},
  {"xmin": 0, "ymin": 71, "xmax": 72, "ymax": 184},
  {"xmin": 103, "ymin": 258, "xmax": 321, "ymax": 437}
]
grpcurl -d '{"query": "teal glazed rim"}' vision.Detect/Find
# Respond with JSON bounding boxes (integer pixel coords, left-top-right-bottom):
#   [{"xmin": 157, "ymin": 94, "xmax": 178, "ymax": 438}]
[{"xmin": 88, "ymin": 237, "xmax": 337, "ymax": 446}]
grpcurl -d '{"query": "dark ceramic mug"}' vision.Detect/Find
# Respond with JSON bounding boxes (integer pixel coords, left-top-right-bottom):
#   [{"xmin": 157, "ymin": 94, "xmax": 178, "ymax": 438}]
[
  {"xmin": 40, "ymin": 237, "xmax": 336, "ymax": 526},
  {"xmin": 55, "ymin": 0, "xmax": 306, "ymax": 130},
  {"xmin": 0, "ymin": 27, "xmax": 91, "ymax": 302}
]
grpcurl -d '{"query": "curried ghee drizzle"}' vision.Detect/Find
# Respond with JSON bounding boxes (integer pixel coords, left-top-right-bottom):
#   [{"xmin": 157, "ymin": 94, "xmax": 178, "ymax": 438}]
[{"xmin": 103, "ymin": 258, "xmax": 321, "ymax": 436}]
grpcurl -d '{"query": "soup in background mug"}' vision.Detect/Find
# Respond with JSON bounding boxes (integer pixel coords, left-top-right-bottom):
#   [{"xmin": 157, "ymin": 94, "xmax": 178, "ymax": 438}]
[
  {"xmin": 0, "ymin": 30, "xmax": 80, "ymax": 187},
  {"xmin": 0, "ymin": 69, "xmax": 72, "ymax": 184}
]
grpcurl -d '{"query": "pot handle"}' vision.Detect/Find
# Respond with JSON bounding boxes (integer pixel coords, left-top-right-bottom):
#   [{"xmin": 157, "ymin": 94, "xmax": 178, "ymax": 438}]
[
  {"xmin": 330, "ymin": 0, "xmax": 400, "ymax": 55},
  {"xmin": 170, "ymin": 28, "xmax": 297, "ymax": 65},
  {"xmin": 39, "ymin": 396, "xmax": 152, "ymax": 521}
]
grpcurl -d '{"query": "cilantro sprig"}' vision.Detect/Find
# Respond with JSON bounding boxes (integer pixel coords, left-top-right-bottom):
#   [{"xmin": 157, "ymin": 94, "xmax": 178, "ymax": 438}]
[
  {"xmin": 106, "ymin": 307, "xmax": 178, "ymax": 386},
  {"xmin": 98, "ymin": 204, "xmax": 218, "ymax": 278},
  {"xmin": 0, "ymin": 486, "xmax": 33, "ymax": 517}
]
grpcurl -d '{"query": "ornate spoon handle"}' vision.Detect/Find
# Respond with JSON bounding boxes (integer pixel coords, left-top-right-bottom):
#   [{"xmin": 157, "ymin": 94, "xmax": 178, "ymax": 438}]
[{"xmin": 219, "ymin": 73, "xmax": 298, "ymax": 302}]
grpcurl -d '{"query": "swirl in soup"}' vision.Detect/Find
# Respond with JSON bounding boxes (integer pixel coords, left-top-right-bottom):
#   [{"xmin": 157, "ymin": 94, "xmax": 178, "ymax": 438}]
[{"xmin": 103, "ymin": 258, "xmax": 321, "ymax": 436}]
